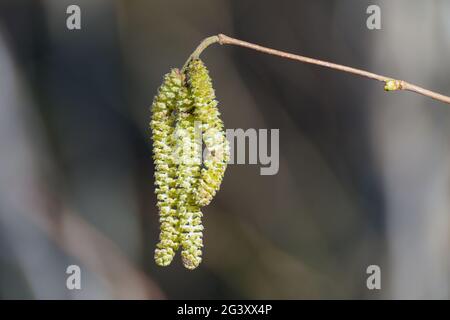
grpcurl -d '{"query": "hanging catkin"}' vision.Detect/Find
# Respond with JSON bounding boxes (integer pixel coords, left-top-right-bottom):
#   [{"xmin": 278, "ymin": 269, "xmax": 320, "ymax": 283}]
[
  {"xmin": 150, "ymin": 59, "xmax": 229, "ymax": 270},
  {"xmin": 186, "ymin": 59, "xmax": 230, "ymax": 207},
  {"xmin": 172, "ymin": 82, "xmax": 204, "ymax": 270},
  {"xmin": 151, "ymin": 69, "xmax": 183, "ymax": 267}
]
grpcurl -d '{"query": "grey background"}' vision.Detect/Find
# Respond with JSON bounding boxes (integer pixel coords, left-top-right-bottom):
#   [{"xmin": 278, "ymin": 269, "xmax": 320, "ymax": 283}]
[{"xmin": 0, "ymin": 0, "xmax": 449, "ymax": 299}]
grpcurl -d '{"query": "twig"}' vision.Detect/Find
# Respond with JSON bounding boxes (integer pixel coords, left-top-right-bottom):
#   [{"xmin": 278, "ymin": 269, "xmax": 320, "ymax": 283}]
[{"xmin": 182, "ymin": 34, "xmax": 450, "ymax": 105}]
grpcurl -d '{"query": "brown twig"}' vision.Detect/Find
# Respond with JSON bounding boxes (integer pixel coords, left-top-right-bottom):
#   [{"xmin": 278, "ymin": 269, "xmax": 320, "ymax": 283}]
[{"xmin": 182, "ymin": 34, "xmax": 450, "ymax": 105}]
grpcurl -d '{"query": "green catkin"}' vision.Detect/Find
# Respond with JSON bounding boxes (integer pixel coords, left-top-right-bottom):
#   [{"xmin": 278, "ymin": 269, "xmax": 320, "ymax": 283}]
[
  {"xmin": 173, "ymin": 90, "xmax": 204, "ymax": 269},
  {"xmin": 186, "ymin": 59, "xmax": 230, "ymax": 207},
  {"xmin": 151, "ymin": 69, "xmax": 183, "ymax": 266},
  {"xmin": 151, "ymin": 59, "xmax": 228, "ymax": 270}
]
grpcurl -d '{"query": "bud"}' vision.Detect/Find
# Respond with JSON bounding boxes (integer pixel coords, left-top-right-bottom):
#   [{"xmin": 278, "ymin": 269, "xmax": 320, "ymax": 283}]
[{"xmin": 384, "ymin": 79, "xmax": 402, "ymax": 91}]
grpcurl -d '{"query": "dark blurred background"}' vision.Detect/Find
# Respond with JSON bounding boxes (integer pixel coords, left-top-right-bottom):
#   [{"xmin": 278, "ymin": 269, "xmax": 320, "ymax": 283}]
[{"xmin": 0, "ymin": 0, "xmax": 449, "ymax": 299}]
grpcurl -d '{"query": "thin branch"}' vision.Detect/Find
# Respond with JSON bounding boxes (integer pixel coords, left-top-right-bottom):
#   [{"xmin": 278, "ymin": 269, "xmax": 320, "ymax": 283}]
[
  {"xmin": 182, "ymin": 35, "xmax": 220, "ymax": 72},
  {"xmin": 183, "ymin": 34, "xmax": 450, "ymax": 105}
]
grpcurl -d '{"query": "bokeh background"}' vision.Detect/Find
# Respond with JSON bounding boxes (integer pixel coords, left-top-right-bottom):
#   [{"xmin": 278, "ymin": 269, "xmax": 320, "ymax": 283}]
[{"xmin": 1, "ymin": 0, "xmax": 450, "ymax": 299}]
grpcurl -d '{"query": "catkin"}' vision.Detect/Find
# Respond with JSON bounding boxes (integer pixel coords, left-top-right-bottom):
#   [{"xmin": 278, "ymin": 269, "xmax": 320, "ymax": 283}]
[
  {"xmin": 151, "ymin": 69, "xmax": 183, "ymax": 266},
  {"xmin": 173, "ymin": 85, "xmax": 204, "ymax": 270},
  {"xmin": 186, "ymin": 59, "xmax": 230, "ymax": 207},
  {"xmin": 150, "ymin": 59, "xmax": 229, "ymax": 269}
]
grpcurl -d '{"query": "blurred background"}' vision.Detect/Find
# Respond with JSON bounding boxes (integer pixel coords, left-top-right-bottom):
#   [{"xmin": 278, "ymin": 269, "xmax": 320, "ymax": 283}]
[{"xmin": 1, "ymin": 0, "xmax": 449, "ymax": 299}]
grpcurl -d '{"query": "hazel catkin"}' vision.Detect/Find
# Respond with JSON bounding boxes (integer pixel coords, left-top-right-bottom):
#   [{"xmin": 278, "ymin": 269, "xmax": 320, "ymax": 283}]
[
  {"xmin": 186, "ymin": 59, "xmax": 230, "ymax": 207},
  {"xmin": 150, "ymin": 59, "xmax": 229, "ymax": 270},
  {"xmin": 151, "ymin": 69, "xmax": 183, "ymax": 267}
]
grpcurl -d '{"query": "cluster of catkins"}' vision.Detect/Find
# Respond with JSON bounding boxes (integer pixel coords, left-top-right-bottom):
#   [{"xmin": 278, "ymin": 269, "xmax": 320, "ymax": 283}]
[{"xmin": 150, "ymin": 59, "xmax": 229, "ymax": 270}]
